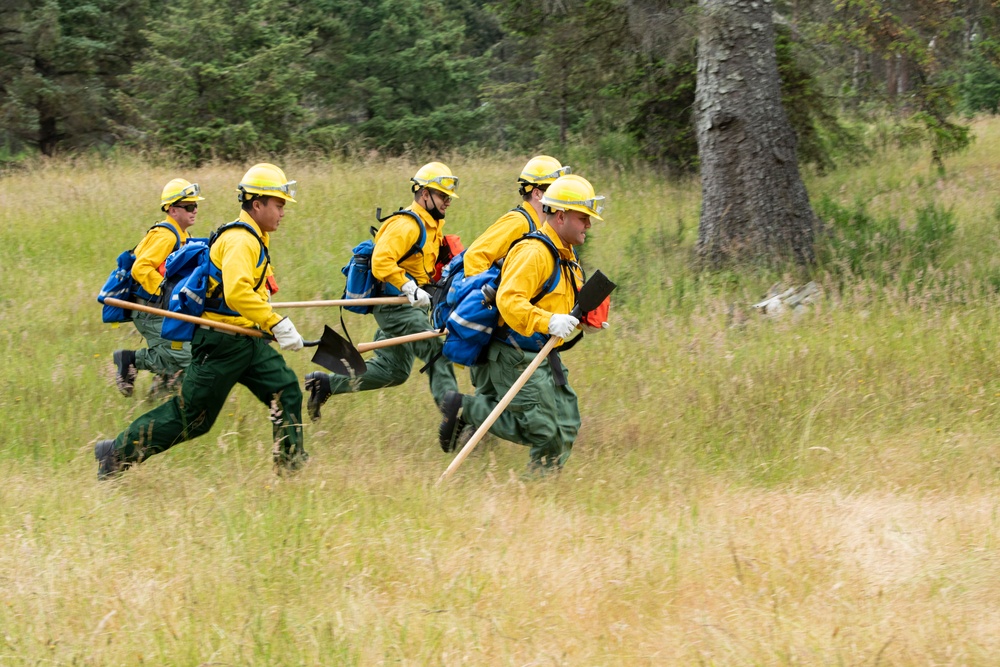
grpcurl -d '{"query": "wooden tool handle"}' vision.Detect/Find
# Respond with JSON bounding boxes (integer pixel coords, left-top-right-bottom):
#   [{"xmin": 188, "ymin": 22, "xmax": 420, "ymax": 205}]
[
  {"xmin": 103, "ymin": 297, "xmax": 267, "ymax": 338},
  {"xmin": 358, "ymin": 329, "xmax": 445, "ymax": 353},
  {"xmin": 271, "ymin": 296, "xmax": 409, "ymax": 308}
]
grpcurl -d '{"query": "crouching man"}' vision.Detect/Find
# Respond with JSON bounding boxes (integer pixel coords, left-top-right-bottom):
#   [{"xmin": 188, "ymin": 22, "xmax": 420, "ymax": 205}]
[{"xmin": 438, "ymin": 174, "xmax": 606, "ymax": 475}]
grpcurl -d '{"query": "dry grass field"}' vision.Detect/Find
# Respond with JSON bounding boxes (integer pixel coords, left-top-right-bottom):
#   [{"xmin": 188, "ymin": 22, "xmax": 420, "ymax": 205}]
[{"xmin": 1, "ymin": 120, "xmax": 1000, "ymax": 664}]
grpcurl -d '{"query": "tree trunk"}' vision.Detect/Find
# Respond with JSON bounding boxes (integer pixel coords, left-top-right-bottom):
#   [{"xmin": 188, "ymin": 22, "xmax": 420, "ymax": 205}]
[
  {"xmin": 695, "ymin": 0, "xmax": 816, "ymax": 266},
  {"xmin": 38, "ymin": 111, "xmax": 59, "ymax": 157}
]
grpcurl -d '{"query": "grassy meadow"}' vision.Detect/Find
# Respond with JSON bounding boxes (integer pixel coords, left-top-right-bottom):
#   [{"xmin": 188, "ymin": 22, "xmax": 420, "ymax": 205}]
[{"xmin": 2, "ymin": 120, "xmax": 1000, "ymax": 664}]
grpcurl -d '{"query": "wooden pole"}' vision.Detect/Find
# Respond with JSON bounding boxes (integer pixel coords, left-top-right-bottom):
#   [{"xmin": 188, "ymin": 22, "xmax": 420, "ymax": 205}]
[
  {"xmin": 358, "ymin": 330, "xmax": 445, "ymax": 353},
  {"xmin": 104, "ymin": 297, "xmax": 266, "ymax": 337},
  {"xmin": 270, "ymin": 297, "xmax": 408, "ymax": 308}
]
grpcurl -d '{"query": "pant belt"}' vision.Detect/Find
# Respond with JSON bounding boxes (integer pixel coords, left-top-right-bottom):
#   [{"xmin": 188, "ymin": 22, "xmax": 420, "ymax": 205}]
[
  {"xmin": 134, "ymin": 296, "xmax": 161, "ymax": 307},
  {"xmin": 198, "ymin": 324, "xmax": 240, "ymax": 336}
]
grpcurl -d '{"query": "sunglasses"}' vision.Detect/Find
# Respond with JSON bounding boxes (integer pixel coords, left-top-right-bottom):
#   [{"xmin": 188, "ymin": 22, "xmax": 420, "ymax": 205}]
[{"xmin": 176, "ymin": 203, "xmax": 198, "ymax": 213}]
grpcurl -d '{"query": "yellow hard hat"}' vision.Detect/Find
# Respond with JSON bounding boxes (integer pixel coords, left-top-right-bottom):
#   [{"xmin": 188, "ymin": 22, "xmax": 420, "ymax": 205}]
[
  {"xmin": 541, "ymin": 174, "xmax": 605, "ymax": 221},
  {"xmin": 410, "ymin": 162, "xmax": 459, "ymax": 199},
  {"xmin": 160, "ymin": 178, "xmax": 204, "ymax": 211},
  {"xmin": 237, "ymin": 163, "xmax": 297, "ymax": 203},
  {"xmin": 518, "ymin": 156, "xmax": 571, "ymax": 187}
]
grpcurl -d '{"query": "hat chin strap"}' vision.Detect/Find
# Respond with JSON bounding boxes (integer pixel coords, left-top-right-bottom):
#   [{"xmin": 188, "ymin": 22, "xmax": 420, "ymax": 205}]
[{"xmin": 424, "ymin": 190, "xmax": 445, "ymax": 220}]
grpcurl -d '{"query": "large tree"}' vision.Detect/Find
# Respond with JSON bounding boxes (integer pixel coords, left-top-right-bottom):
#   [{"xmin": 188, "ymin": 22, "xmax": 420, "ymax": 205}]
[
  {"xmin": 123, "ymin": 0, "xmax": 314, "ymax": 163},
  {"xmin": 483, "ymin": 0, "xmax": 633, "ymax": 149},
  {"xmin": 694, "ymin": 0, "xmax": 817, "ymax": 266},
  {"xmin": 0, "ymin": 0, "xmax": 150, "ymax": 156},
  {"xmin": 293, "ymin": 0, "xmax": 492, "ymax": 153}
]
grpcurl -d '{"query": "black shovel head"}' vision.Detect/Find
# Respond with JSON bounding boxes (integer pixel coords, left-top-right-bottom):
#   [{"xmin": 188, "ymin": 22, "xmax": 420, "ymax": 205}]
[
  {"xmin": 571, "ymin": 270, "xmax": 617, "ymax": 318},
  {"xmin": 309, "ymin": 325, "xmax": 368, "ymax": 376}
]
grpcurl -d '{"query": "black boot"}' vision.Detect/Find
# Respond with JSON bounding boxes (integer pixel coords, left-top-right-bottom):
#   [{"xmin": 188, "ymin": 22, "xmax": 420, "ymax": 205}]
[
  {"xmin": 94, "ymin": 439, "xmax": 122, "ymax": 480},
  {"xmin": 304, "ymin": 371, "xmax": 332, "ymax": 422},
  {"xmin": 113, "ymin": 350, "xmax": 137, "ymax": 397},
  {"xmin": 438, "ymin": 391, "xmax": 468, "ymax": 453}
]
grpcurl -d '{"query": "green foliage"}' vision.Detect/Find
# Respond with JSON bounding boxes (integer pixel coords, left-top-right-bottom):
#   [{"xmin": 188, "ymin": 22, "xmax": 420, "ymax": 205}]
[
  {"xmin": 913, "ymin": 109, "xmax": 973, "ymax": 161},
  {"xmin": 615, "ymin": 27, "xmax": 861, "ymax": 174},
  {"xmin": 959, "ymin": 38, "xmax": 1000, "ymax": 116},
  {"xmin": 0, "ymin": 0, "xmax": 989, "ymax": 168},
  {"xmin": 482, "ymin": 0, "xmax": 634, "ymax": 153},
  {"xmin": 797, "ymin": 0, "xmax": 985, "ymax": 171},
  {"xmin": 0, "ymin": 0, "xmax": 151, "ymax": 155},
  {"xmin": 774, "ymin": 26, "xmax": 867, "ymax": 173},
  {"xmin": 621, "ymin": 58, "xmax": 699, "ymax": 173},
  {"xmin": 300, "ymin": 0, "xmax": 491, "ymax": 153},
  {"xmin": 124, "ymin": 0, "xmax": 314, "ymax": 163},
  {"xmin": 815, "ymin": 195, "xmax": 957, "ymax": 286}
]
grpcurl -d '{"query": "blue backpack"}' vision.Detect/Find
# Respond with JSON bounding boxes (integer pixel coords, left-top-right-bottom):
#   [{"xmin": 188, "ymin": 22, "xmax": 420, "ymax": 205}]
[
  {"xmin": 97, "ymin": 222, "xmax": 181, "ymax": 323},
  {"xmin": 160, "ymin": 222, "xmax": 268, "ymax": 342},
  {"xmin": 341, "ymin": 208, "xmax": 426, "ymax": 315},
  {"xmin": 441, "ymin": 231, "xmax": 571, "ymax": 366},
  {"xmin": 431, "ymin": 205, "xmax": 535, "ymax": 330}
]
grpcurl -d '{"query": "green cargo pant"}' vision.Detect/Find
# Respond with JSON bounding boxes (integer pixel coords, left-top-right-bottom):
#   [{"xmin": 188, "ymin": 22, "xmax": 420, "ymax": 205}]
[
  {"xmin": 463, "ymin": 340, "xmax": 580, "ymax": 468},
  {"xmin": 132, "ymin": 308, "xmax": 191, "ymax": 376},
  {"xmin": 327, "ymin": 304, "xmax": 458, "ymax": 407},
  {"xmin": 113, "ymin": 328, "xmax": 306, "ymax": 468}
]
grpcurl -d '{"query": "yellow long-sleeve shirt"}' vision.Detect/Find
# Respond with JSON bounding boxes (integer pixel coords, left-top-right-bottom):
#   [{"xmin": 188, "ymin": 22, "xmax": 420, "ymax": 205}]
[
  {"xmin": 204, "ymin": 211, "xmax": 282, "ymax": 333},
  {"xmin": 463, "ymin": 204, "xmax": 540, "ymax": 277},
  {"xmin": 496, "ymin": 222, "xmax": 582, "ymax": 346},
  {"xmin": 372, "ymin": 203, "xmax": 443, "ymax": 289},
  {"xmin": 131, "ymin": 216, "xmax": 190, "ymax": 297}
]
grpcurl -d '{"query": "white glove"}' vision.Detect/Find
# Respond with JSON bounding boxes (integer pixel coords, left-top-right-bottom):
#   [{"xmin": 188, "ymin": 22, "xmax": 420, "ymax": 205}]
[
  {"xmin": 582, "ymin": 321, "xmax": 610, "ymax": 334},
  {"xmin": 272, "ymin": 317, "xmax": 304, "ymax": 351},
  {"xmin": 547, "ymin": 314, "xmax": 580, "ymax": 339},
  {"xmin": 401, "ymin": 279, "xmax": 432, "ymax": 308}
]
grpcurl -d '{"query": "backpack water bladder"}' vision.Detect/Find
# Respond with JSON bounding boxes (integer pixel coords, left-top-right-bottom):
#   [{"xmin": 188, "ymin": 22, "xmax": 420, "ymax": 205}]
[
  {"xmin": 441, "ymin": 231, "xmax": 567, "ymax": 366},
  {"xmin": 160, "ymin": 222, "xmax": 268, "ymax": 342},
  {"xmin": 341, "ymin": 208, "xmax": 426, "ymax": 315},
  {"xmin": 97, "ymin": 222, "xmax": 181, "ymax": 323}
]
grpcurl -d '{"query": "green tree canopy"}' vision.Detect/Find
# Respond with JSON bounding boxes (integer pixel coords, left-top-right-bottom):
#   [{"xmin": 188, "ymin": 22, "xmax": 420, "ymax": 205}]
[
  {"xmin": 0, "ymin": 0, "xmax": 150, "ymax": 156},
  {"xmin": 297, "ymin": 0, "xmax": 492, "ymax": 152},
  {"xmin": 124, "ymin": 0, "xmax": 314, "ymax": 163}
]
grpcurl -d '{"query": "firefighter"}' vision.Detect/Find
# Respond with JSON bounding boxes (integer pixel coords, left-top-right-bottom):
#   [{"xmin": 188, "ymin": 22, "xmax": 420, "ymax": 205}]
[
  {"xmin": 438, "ymin": 175, "xmax": 607, "ymax": 475},
  {"xmin": 462, "ymin": 155, "xmax": 570, "ymax": 277},
  {"xmin": 112, "ymin": 178, "xmax": 202, "ymax": 398},
  {"xmin": 94, "ymin": 163, "xmax": 308, "ymax": 478},
  {"xmin": 304, "ymin": 162, "xmax": 460, "ymax": 421}
]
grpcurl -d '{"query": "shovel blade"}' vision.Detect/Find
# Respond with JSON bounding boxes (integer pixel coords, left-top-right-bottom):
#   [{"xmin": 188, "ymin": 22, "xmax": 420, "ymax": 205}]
[
  {"xmin": 572, "ymin": 270, "xmax": 618, "ymax": 318},
  {"xmin": 310, "ymin": 325, "xmax": 368, "ymax": 376}
]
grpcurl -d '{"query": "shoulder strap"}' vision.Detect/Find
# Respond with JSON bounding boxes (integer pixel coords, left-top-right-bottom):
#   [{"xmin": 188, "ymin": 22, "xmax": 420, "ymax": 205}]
[
  {"xmin": 210, "ymin": 221, "xmax": 270, "ymax": 291},
  {"xmin": 512, "ymin": 205, "xmax": 536, "ymax": 233},
  {"xmin": 506, "ymin": 231, "xmax": 571, "ymax": 305},
  {"xmin": 149, "ymin": 222, "xmax": 182, "ymax": 252},
  {"xmin": 374, "ymin": 207, "xmax": 426, "ymax": 262}
]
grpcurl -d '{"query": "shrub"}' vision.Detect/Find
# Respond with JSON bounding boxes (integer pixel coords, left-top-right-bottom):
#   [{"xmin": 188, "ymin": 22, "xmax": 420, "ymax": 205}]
[{"xmin": 815, "ymin": 196, "xmax": 957, "ymax": 287}]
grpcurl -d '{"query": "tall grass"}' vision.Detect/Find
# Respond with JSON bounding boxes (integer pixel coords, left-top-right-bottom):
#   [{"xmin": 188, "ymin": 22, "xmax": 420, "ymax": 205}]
[{"xmin": 1, "ymin": 120, "xmax": 1000, "ymax": 664}]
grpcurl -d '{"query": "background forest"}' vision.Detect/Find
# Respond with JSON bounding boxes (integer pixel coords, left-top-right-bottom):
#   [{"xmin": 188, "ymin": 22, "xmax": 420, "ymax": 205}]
[{"xmin": 1, "ymin": 0, "xmax": 999, "ymax": 170}]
